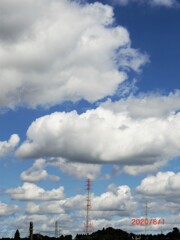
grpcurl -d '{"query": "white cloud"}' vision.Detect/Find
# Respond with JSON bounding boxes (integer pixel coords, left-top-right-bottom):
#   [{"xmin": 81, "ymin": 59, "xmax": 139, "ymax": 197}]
[
  {"xmin": 136, "ymin": 171, "xmax": 180, "ymax": 202},
  {"xmin": 0, "ymin": 201, "xmax": 19, "ymax": 216},
  {"xmin": 92, "ymin": 184, "xmax": 137, "ymax": 217},
  {"xmin": 16, "ymin": 104, "xmax": 180, "ymax": 173},
  {"xmin": 60, "ymin": 184, "xmax": 137, "ymax": 218},
  {"xmin": 7, "ymin": 212, "xmax": 76, "ymax": 237},
  {"xmin": 6, "ymin": 182, "xmax": 64, "ymax": 201},
  {"xmin": 101, "ymin": 91, "xmax": 180, "ymax": 119},
  {"xmin": 0, "ymin": 0, "xmax": 43, "ymax": 43},
  {"xmin": 118, "ymin": 48, "xmax": 149, "ymax": 72},
  {"xmin": 20, "ymin": 168, "xmax": 49, "ymax": 183},
  {"xmin": 59, "ymin": 194, "xmax": 87, "ymax": 212},
  {"xmin": 11, "ymin": 214, "xmax": 51, "ymax": 234},
  {"xmin": 113, "ymin": 0, "xmax": 178, "ymax": 7},
  {"xmin": 23, "ymin": 184, "xmax": 135, "ymax": 221},
  {"xmin": 149, "ymin": 0, "xmax": 177, "ymax": 7},
  {"xmin": 123, "ymin": 160, "xmax": 167, "ymax": 175},
  {"xmin": 145, "ymin": 201, "xmax": 180, "ymax": 214},
  {"xmin": 26, "ymin": 201, "xmax": 65, "ymax": 215},
  {"xmin": 0, "ymin": 0, "xmax": 148, "ymax": 109},
  {"xmin": 20, "ymin": 159, "xmax": 47, "ymax": 182},
  {"xmin": 48, "ymin": 175, "xmax": 60, "ymax": 182},
  {"xmin": 48, "ymin": 158, "xmax": 101, "ymax": 180},
  {"xmin": 113, "ymin": 0, "xmax": 131, "ymax": 6},
  {"xmin": 20, "ymin": 158, "xmax": 60, "ymax": 182},
  {"xmin": 2, "ymin": 180, "xmax": 180, "ymax": 237},
  {"xmin": 3, "ymin": 184, "xmax": 137, "ymax": 236},
  {"xmin": 0, "ymin": 134, "xmax": 20, "ymax": 157}
]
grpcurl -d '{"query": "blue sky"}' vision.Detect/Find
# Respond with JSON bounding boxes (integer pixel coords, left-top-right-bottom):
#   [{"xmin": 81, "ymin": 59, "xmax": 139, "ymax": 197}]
[{"xmin": 0, "ymin": 0, "xmax": 180, "ymax": 237}]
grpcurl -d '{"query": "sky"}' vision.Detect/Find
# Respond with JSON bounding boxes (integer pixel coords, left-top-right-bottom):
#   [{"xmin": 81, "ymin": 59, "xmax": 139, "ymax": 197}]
[{"xmin": 0, "ymin": 0, "xmax": 180, "ymax": 237}]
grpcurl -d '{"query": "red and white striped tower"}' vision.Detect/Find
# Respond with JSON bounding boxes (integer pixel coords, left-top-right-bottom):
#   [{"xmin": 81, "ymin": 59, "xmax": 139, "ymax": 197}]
[{"xmin": 85, "ymin": 178, "xmax": 93, "ymax": 235}]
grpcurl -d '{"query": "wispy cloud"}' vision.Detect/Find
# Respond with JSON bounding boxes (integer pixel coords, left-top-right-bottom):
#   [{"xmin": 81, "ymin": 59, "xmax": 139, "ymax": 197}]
[
  {"xmin": 20, "ymin": 158, "xmax": 60, "ymax": 183},
  {"xmin": 112, "ymin": 0, "xmax": 179, "ymax": 7}
]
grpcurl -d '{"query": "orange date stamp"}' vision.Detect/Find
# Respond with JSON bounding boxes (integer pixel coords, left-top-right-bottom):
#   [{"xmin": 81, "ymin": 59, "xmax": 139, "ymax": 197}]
[{"xmin": 132, "ymin": 218, "xmax": 165, "ymax": 225}]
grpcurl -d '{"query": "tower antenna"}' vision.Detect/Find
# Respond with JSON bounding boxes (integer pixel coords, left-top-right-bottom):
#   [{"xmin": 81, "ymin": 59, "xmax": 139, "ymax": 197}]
[{"xmin": 85, "ymin": 178, "xmax": 93, "ymax": 235}]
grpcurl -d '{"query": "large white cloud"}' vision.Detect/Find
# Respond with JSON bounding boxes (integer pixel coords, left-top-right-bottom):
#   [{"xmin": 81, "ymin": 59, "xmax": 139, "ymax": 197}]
[
  {"xmin": 6, "ymin": 182, "xmax": 64, "ymax": 201},
  {"xmin": 0, "ymin": 134, "xmax": 20, "ymax": 157},
  {"xmin": 0, "ymin": 0, "xmax": 148, "ymax": 109},
  {"xmin": 136, "ymin": 171, "xmax": 180, "ymax": 203},
  {"xmin": 16, "ymin": 99, "xmax": 180, "ymax": 171}
]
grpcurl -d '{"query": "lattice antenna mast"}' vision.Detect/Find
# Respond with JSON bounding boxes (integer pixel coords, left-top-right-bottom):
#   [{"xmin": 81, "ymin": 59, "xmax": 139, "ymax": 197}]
[{"xmin": 85, "ymin": 178, "xmax": 93, "ymax": 235}]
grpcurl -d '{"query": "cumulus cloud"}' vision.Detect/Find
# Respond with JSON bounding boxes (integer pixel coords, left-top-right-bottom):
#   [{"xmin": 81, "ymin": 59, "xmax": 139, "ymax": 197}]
[
  {"xmin": 0, "ymin": 201, "xmax": 19, "ymax": 216},
  {"xmin": 47, "ymin": 158, "xmax": 101, "ymax": 180},
  {"xmin": 0, "ymin": 0, "xmax": 43, "ymax": 43},
  {"xmin": 25, "ymin": 184, "xmax": 135, "ymax": 220},
  {"xmin": 0, "ymin": 0, "xmax": 148, "ymax": 109},
  {"xmin": 136, "ymin": 171, "xmax": 180, "ymax": 202},
  {"xmin": 60, "ymin": 184, "xmax": 137, "ymax": 218},
  {"xmin": 0, "ymin": 134, "xmax": 20, "ymax": 157},
  {"xmin": 26, "ymin": 201, "xmax": 65, "ymax": 215},
  {"xmin": 16, "ymin": 102, "xmax": 180, "ymax": 172},
  {"xmin": 92, "ymin": 184, "xmax": 137, "ymax": 217},
  {"xmin": 6, "ymin": 182, "xmax": 64, "ymax": 201},
  {"xmin": 2, "ymin": 179, "xmax": 179, "ymax": 236},
  {"xmin": 57, "ymin": 194, "xmax": 86, "ymax": 211},
  {"xmin": 20, "ymin": 158, "xmax": 60, "ymax": 182},
  {"xmin": 3, "ymin": 183, "xmax": 137, "ymax": 236}
]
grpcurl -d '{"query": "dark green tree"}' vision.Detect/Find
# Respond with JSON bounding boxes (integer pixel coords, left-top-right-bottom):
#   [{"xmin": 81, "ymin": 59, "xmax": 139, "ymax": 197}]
[
  {"xmin": 14, "ymin": 229, "xmax": 20, "ymax": 240},
  {"xmin": 64, "ymin": 235, "xmax": 72, "ymax": 240}
]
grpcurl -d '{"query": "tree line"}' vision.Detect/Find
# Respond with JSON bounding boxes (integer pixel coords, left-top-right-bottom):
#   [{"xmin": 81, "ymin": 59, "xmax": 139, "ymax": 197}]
[{"xmin": 1, "ymin": 226, "xmax": 180, "ymax": 240}]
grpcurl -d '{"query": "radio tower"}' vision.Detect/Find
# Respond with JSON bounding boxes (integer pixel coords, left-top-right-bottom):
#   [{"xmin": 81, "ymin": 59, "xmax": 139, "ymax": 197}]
[{"xmin": 85, "ymin": 178, "xmax": 93, "ymax": 235}]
